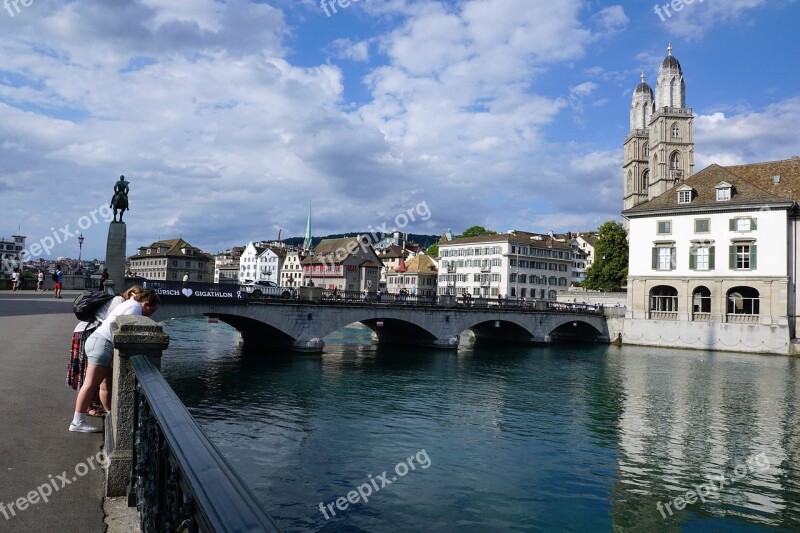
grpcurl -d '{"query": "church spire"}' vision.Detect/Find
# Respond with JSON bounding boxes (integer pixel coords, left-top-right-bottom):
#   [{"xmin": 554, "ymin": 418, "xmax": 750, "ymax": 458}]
[
  {"xmin": 667, "ymin": 42, "xmax": 672, "ymax": 56},
  {"xmin": 303, "ymin": 202, "xmax": 312, "ymax": 252}
]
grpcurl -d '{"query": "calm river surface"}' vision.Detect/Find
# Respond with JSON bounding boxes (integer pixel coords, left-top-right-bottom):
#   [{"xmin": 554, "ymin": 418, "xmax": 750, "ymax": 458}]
[{"xmin": 159, "ymin": 317, "xmax": 800, "ymax": 532}]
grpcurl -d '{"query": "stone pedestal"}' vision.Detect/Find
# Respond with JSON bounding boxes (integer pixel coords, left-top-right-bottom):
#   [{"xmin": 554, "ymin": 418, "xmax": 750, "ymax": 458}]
[
  {"xmin": 106, "ymin": 315, "xmax": 170, "ymax": 497},
  {"xmin": 106, "ymin": 222, "xmax": 126, "ymax": 293}
]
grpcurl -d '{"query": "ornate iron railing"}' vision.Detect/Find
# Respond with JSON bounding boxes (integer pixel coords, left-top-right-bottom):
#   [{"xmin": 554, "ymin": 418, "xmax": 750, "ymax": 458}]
[{"xmin": 129, "ymin": 354, "xmax": 281, "ymax": 533}]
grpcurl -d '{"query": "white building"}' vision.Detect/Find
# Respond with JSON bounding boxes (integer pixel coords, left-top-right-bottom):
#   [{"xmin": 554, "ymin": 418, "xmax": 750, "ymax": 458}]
[
  {"xmin": 622, "ymin": 160, "xmax": 800, "ymax": 354},
  {"xmin": 281, "ymin": 250, "xmax": 306, "ymax": 287},
  {"xmin": 437, "ymin": 231, "xmax": 572, "ymax": 300},
  {"xmin": 238, "ymin": 242, "xmax": 266, "ymax": 283},
  {"xmin": 0, "ymin": 234, "xmax": 26, "ymax": 278}
]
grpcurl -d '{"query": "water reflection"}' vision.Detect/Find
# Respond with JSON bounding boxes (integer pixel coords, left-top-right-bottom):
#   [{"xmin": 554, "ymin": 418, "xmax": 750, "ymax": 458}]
[{"xmin": 159, "ymin": 317, "xmax": 800, "ymax": 532}]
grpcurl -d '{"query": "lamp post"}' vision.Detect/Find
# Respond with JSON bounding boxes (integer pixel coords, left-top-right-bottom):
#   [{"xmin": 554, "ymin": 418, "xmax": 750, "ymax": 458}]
[{"xmin": 77, "ymin": 233, "xmax": 84, "ymax": 274}]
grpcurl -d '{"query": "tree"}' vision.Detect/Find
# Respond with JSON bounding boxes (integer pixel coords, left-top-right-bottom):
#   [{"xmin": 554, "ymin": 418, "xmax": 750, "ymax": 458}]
[
  {"xmin": 459, "ymin": 226, "xmax": 497, "ymax": 238},
  {"xmin": 426, "ymin": 242, "xmax": 439, "ymax": 257},
  {"xmin": 583, "ymin": 221, "xmax": 629, "ymax": 292}
]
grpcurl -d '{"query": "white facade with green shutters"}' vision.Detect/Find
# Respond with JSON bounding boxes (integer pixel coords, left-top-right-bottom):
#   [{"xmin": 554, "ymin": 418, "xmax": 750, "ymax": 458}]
[{"xmin": 622, "ymin": 162, "xmax": 797, "ymax": 355}]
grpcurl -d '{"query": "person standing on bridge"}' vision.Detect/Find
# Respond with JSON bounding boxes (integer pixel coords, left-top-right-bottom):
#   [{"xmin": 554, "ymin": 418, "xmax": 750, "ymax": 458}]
[{"xmin": 69, "ymin": 289, "xmax": 160, "ymax": 433}]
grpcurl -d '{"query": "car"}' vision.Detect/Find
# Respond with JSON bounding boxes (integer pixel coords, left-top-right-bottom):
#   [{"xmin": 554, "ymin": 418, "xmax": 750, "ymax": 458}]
[{"xmin": 241, "ymin": 280, "xmax": 295, "ymax": 298}]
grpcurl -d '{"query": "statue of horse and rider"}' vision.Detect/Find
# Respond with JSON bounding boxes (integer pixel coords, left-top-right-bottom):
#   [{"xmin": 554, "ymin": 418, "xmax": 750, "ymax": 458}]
[{"xmin": 111, "ymin": 175, "xmax": 129, "ymax": 222}]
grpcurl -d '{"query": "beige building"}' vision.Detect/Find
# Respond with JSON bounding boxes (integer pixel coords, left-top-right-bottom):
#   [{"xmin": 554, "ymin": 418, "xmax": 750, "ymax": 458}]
[
  {"xmin": 129, "ymin": 238, "xmax": 213, "ymax": 282},
  {"xmin": 386, "ymin": 252, "xmax": 438, "ymax": 297}
]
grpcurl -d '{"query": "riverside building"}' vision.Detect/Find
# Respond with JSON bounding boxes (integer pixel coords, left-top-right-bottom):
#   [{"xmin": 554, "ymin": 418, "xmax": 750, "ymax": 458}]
[
  {"xmin": 437, "ymin": 231, "xmax": 572, "ymax": 299},
  {"xmin": 620, "ymin": 45, "xmax": 800, "ymax": 354}
]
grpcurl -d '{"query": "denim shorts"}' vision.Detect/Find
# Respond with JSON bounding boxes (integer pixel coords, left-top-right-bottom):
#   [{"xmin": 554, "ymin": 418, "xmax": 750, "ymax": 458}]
[{"xmin": 84, "ymin": 334, "xmax": 114, "ymax": 367}]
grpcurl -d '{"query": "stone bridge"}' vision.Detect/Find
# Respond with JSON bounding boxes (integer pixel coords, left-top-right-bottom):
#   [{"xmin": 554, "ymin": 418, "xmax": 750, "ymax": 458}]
[{"xmin": 152, "ymin": 285, "xmax": 614, "ymax": 353}]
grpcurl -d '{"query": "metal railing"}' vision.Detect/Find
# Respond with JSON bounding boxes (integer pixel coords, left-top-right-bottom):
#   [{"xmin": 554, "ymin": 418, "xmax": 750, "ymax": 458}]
[{"xmin": 130, "ymin": 354, "xmax": 281, "ymax": 532}]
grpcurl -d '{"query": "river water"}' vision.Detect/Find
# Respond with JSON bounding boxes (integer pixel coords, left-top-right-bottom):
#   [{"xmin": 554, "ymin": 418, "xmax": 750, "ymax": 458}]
[{"xmin": 159, "ymin": 317, "xmax": 800, "ymax": 532}]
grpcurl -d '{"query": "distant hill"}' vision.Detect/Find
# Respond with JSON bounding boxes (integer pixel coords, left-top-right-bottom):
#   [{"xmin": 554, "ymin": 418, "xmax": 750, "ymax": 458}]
[{"xmin": 281, "ymin": 233, "xmax": 440, "ymax": 249}]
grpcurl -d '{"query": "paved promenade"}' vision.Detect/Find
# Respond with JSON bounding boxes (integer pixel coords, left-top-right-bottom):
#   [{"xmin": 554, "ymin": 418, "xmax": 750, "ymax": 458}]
[{"xmin": 0, "ymin": 291, "xmax": 105, "ymax": 532}]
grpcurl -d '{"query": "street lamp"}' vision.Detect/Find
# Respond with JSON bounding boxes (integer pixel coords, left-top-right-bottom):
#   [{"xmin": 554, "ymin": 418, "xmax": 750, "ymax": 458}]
[{"xmin": 77, "ymin": 233, "xmax": 84, "ymax": 274}]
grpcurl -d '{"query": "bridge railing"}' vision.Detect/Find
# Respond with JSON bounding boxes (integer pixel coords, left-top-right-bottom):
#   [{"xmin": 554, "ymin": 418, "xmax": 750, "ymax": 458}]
[
  {"xmin": 130, "ymin": 278, "xmax": 603, "ymax": 315},
  {"xmin": 108, "ymin": 315, "xmax": 281, "ymax": 532}
]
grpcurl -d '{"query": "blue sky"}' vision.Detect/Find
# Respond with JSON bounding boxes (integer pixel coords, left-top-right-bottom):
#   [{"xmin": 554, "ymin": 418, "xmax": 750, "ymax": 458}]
[{"xmin": 0, "ymin": 0, "xmax": 798, "ymax": 260}]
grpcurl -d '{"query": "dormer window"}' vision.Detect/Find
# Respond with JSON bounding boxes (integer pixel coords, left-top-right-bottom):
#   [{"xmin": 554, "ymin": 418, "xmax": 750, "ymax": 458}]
[
  {"xmin": 677, "ymin": 186, "xmax": 693, "ymax": 204},
  {"xmin": 146, "ymin": 249, "xmax": 151, "ymax": 255},
  {"xmin": 716, "ymin": 181, "xmax": 733, "ymax": 202}
]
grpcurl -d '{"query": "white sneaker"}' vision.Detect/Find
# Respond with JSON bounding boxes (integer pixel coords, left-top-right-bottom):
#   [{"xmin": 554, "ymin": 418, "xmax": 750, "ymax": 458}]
[{"xmin": 69, "ymin": 420, "xmax": 101, "ymax": 433}]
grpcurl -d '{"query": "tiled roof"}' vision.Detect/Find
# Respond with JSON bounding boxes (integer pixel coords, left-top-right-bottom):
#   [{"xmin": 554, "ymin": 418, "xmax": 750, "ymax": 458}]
[
  {"xmin": 724, "ymin": 158, "xmax": 800, "ymax": 202},
  {"xmin": 623, "ymin": 163, "xmax": 795, "ymax": 216},
  {"xmin": 439, "ymin": 231, "xmax": 572, "ymax": 250},
  {"xmin": 301, "ymin": 236, "xmax": 383, "ymax": 266},
  {"xmin": 131, "ymin": 238, "xmax": 212, "ymax": 260},
  {"xmin": 392, "ymin": 253, "xmax": 437, "ymax": 274}
]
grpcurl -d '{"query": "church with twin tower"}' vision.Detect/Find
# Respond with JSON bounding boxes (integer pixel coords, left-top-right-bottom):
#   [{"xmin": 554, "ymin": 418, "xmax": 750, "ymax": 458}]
[{"xmin": 623, "ymin": 45, "xmax": 694, "ymax": 210}]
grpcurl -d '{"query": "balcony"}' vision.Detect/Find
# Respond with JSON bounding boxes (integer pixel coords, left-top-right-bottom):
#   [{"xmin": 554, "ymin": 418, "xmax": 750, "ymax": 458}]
[
  {"xmin": 692, "ymin": 312, "xmax": 712, "ymax": 322},
  {"xmin": 649, "ymin": 311, "xmax": 678, "ymax": 320},
  {"xmin": 727, "ymin": 314, "xmax": 760, "ymax": 324}
]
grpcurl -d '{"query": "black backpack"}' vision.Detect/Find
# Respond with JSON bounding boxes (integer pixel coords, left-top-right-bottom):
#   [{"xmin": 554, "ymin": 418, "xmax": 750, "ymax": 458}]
[
  {"xmin": 73, "ymin": 290, "xmax": 115, "ymax": 322},
  {"xmin": 51, "ymin": 272, "xmax": 59, "ymax": 282}
]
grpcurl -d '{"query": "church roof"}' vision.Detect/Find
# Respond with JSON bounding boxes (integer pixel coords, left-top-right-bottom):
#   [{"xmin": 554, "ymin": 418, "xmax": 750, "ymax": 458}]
[{"xmin": 634, "ymin": 82, "xmax": 653, "ymax": 97}]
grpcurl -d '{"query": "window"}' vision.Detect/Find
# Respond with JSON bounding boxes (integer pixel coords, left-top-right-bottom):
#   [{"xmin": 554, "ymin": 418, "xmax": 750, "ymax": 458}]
[
  {"xmin": 652, "ymin": 247, "xmax": 676, "ymax": 270},
  {"xmin": 642, "ymin": 170, "xmax": 649, "ymax": 191},
  {"xmin": 670, "ymin": 152, "xmax": 681, "ymax": 170},
  {"xmin": 643, "ymin": 143, "xmax": 649, "ymax": 157},
  {"xmin": 716, "ymin": 187, "xmax": 731, "ymax": 201},
  {"xmin": 678, "ymin": 189, "xmax": 692, "ymax": 203},
  {"xmin": 730, "ymin": 217, "xmax": 756, "ymax": 232},
  {"xmin": 657, "ymin": 221, "xmax": 671, "ymax": 234},
  {"xmin": 694, "ymin": 219, "xmax": 710, "ymax": 233},
  {"xmin": 730, "ymin": 244, "xmax": 757, "ymax": 270},
  {"xmin": 690, "ymin": 246, "xmax": 714, "ymax": 270},
  {"xmin": 671, "ymin": 124, "xmax": 680, "ymax": 138}
]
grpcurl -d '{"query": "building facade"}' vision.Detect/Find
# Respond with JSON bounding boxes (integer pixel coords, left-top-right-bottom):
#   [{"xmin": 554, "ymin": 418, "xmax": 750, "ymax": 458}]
[
  {"xmin": 386, "ymin": 252, "xmax": 438, "ymax": 297},
  {"xmin": 129, "ymin": 238, "xmax": 213, "ymax": 282},
  {"xmin": 302, "ymin": 236, "xmax": 383, "ymax": 292},
  {"xmin": 281, "ymin": 250, "xmax": 307, "ymax": 287},
  {"xmin": 623, "ymin": 161, "xmax": 800, "ymax": 354},
  {"xmin": 214, "ymin": 247, "xmax": 243, "ymax": 284},
  {"xmin": 437, "ymin": 231, "xmax": 572, "ymax": 299}
]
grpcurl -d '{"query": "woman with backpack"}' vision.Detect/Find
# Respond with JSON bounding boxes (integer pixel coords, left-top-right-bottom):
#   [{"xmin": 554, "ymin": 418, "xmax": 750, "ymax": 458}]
[
  {"xmin": 69, "ymin": 288, "xmax": 160, "ymax": 433},
  {"xmin": 66, "ymin": 285, "xmax": 144, "ymax": 417}
]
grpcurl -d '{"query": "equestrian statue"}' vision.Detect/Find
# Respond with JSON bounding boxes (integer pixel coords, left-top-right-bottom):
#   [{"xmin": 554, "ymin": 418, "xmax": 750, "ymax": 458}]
[{"xmin": 111, "ymin": 175, "xmax": 130, "ymax": 222}]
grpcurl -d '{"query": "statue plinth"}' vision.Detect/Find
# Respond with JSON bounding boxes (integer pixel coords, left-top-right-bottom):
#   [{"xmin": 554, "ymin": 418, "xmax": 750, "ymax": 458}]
[{"xmin": 106, "ymin": 221, "xmax": 127, "ymax": 292}]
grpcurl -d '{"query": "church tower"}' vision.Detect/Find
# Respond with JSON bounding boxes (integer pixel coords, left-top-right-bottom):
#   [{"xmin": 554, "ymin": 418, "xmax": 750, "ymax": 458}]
[
  {"xmin": 623, "ymin": 44, "xmax": 694, "ymax": 208},
  {"xmin": 623, "ymin": 72, "xmax": 654, "ymax": 210}
]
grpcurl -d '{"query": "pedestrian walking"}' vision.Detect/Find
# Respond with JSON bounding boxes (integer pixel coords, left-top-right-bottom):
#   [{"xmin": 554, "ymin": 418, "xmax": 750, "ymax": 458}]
[
  {"xmin": 54, "ymin": 264, "xmax": 64, "ymax": 299},
  {"xmin": 37, "ymin": 268, "xmax": 44, "ymax": 291},
  {"xmin": 11, "ymin": 268, "xmax": 21, "ymax": 291},
  {"xmin": 182, "ymin": 272, "xmax": 189, "ymax": 287},
  {"xmin": 98, "ymin": 268, "xmax": 109, "ymax": 291}
]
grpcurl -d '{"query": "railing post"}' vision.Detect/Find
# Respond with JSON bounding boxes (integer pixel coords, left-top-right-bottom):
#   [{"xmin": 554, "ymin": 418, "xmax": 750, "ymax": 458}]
[{"xmin": 106, "ymin": 315, "xmax": 170, "ymax": 497}]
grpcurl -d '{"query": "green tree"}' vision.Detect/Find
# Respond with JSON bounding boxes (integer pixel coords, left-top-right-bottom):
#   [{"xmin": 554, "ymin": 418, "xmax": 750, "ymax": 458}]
[
  {"xmin": 426, "ymin": 242, "xmax": 439, "ymax": 257},
  {"xmin": 583, "ymin": 221, "xmax": 629, "ymax": 292},
  {"xmin": 459, "ymin": 226, "xmax": 497, "ymax": 238}
]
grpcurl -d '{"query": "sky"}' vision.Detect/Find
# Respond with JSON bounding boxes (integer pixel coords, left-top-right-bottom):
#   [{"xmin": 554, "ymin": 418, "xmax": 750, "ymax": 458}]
[{"xmin": 0, "ymin": 0, "xmax": 798, "ymax": 261}]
